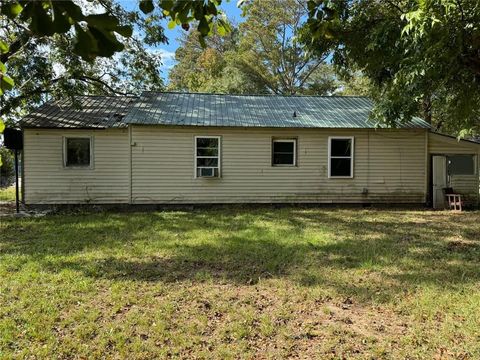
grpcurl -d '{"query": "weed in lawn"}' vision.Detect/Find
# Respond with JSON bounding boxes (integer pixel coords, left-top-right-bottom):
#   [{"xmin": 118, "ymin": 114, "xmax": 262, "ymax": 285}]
[{"xmin": 0, "ymin": 186, "xmax": 15, "ymax": 201}]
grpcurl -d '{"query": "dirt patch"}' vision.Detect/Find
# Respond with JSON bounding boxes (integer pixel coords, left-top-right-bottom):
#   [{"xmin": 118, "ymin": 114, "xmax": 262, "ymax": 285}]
[
  {"xmin": 0, "ymin": 201, "xmax": 16, "ymax": 216},
  {"xmin": 322, "ymin": 300, "xmax": 408, "ymax": 338},
  {"xmin": 446, "ymin": 238, "xmax": 478, "ymax": 252},
  {"xmin": 162, "ymin": 284, "xmax": 414, "ymax": 358},
  {"xmin": 277, "ymin": 296, "xmax": 410, "ymax": 358}
]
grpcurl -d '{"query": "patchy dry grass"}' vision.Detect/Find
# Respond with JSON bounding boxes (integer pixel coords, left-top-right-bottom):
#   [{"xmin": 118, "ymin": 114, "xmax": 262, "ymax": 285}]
[
  {"xmin": 0, "ymin": 186, "xmax": 15, "ymax": 201},
  {"xmin": 1, "ymin": 207, "xmax": 479, "ymax": 359}
]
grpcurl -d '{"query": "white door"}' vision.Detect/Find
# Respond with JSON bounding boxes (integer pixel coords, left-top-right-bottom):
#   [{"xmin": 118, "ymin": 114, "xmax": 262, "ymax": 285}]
[{"xmin": 432, "ymin": 156, "xmax": 447, "ymax": 209}]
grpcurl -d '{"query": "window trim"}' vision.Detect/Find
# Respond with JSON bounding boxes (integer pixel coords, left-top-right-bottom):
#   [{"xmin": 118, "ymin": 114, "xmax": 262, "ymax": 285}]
[
  {"xmin": 272, "ymin": 138, "xmax": 297, "ymax": 167},
  {"xmin": 63, "ymin": 136, "xmax": 94, "ymax": 169},
  {"xmin": 328, "ymin": 136, "xmax": 354, "ymax": 179},
  {"xmin": 194, "ymin": 135, "xmax": 221, "ymax": 178}
]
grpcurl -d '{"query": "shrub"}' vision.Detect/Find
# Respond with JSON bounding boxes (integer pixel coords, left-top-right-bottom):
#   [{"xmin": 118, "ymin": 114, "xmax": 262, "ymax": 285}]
[{"xmin": 0, "ymin": 146, "xmax": 15, "ymax": 187}]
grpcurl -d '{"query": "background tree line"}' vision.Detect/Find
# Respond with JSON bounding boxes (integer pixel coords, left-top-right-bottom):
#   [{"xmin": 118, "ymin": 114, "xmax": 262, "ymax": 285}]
[{"xmin": 168, "ymin": 0, "xmax": 368, "ymax": 97}]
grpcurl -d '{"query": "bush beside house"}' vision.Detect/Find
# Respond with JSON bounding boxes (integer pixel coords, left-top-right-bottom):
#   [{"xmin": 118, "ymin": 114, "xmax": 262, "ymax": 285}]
[{"xmin": 0, "ymin": 146, "xmax": 15, "ymax": 187}]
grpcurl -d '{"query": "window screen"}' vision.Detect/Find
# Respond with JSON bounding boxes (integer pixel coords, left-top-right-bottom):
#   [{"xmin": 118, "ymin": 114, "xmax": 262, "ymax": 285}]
[
  {"xmin": 195, "ymin": 137, "xmax": 220, "ymax": 177},
  {"xmin": 447, "ymin": 155, "xmax": 475, "ymax": 175},
  {"xmin": 329, "ymin": 137, "xmax": 353, "ymax": 177},
  {"xmin": 65, "ymin": 138, "xmax": 91, "ymax": 167},
  {"xmin": 272, "ymin": 139, "xmax": 296, "ymax": 166}
]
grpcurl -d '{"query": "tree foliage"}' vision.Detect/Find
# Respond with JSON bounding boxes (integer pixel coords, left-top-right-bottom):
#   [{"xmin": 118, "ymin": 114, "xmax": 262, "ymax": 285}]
[
  {"xmin": 1, "ymin": 2, "xmax": 166, "ymax": 121},
  {"xmin": 169, "ymin": 25, "xmax": 267, "ymax": 94},
  {"xmin": 169, "ymin": 0, "xmax": 339, "ymax": 96},
  {"xmin": 0, "ymin": 146, "xmax": 14, "ymax": 184},
  {"xmin": 0, "ymin": 0, "xmax": 227, "ymax": 131},
  {"xmin": 237, "ymin": 0, "xmax": 332, "ymax": 95},
  {"xmin": 302, "ymin": 0, "xmax": 480, "ymax": 135},
  {"xmin": 140, "ymin": 0, "xmax": 231, "ymax": 41}
]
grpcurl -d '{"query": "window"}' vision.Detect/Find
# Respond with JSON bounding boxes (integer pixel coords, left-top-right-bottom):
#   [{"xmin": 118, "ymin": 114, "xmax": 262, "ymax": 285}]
[
  {"xmin": 64, "ymin": 137, "xmax": 92, "ymax": 168},
  {"xmin": 447, "ymin": 155, "xmax": 475, "ymax": 175},
  {"xmin": 195, "ymin": 136, "xmax": 220, "ymax": 177},
  {"xmin": 328, "ymin": 137, "xmax": 354, "ymax": 178},
  {"xmin": 272, "ymin": 139, "xmax": 296, "ymax": 166}
]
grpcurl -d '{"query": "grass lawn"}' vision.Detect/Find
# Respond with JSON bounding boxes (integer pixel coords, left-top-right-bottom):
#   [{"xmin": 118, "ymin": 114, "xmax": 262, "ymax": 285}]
[
  {"xmin": 0, "ymin": 186, "xmax": 15, "ymax": 201},
  {"xmin": 1, "ymin": 207, "xmax": 479, "ymax": 359}
]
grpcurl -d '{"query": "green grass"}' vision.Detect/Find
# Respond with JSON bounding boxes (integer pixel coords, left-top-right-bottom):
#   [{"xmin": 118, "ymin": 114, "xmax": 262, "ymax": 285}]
[
  {"xmin": 1, "ymin": 207, "xmax": 480, "ymax": 359},
  {"xmin": 0, "ymin": 186, "xmax": 15, "ymax": 201}
]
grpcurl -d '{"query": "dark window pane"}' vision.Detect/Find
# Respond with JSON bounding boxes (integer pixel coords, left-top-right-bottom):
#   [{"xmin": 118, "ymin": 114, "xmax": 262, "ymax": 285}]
[
  {"xmin": 330, "ymin": 158, "xmax": 351, "ymax": 177},
  {"xmin": 197, "ymin": 137, "xmax": 218, "ymax": 148},
  {"xmin": 331, "ymin": 139, "xmax": 352, "ymax": 157},
  {"xmin": 197, "ymin": 147, "xmax": 218, "ymax": 156},
  {"xmin": 273, "ymin": 153, "xmax": 295, "ymax": 165},
  {"xmin": 66, "ymin": 138, "xmax": 90, "ymax": 167},
  {"xmin": 273, "ymin": 141, "xmax": 294, "ymax": 153},
  {"xmin": 448, "ymin": 155, "xmax": 475, "ymax": 175},
  {"xmin": 197, "ymin": 157, "xmax": 218, "ymax": 167},
  {"xmin": 272, "ymin": 140, "xmax": 295, "ymax": 165}
]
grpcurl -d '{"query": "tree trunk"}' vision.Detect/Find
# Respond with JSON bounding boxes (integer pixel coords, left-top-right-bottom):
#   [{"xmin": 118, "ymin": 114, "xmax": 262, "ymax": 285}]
[{"xmin": 422, "ymin": 95, "xmax": 432, "ymax": 124}]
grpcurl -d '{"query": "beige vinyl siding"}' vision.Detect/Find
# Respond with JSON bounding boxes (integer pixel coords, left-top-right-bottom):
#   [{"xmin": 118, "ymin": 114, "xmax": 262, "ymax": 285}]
[
  {"xmin": 429, "ymin": 133, "xmax": 480, "ymax": 154},
  {"xmin": 131, "ymin": 126, "xmax": 427, "ymax": 204},
  {"xmin": 450, "ymin": 176, "xmax": 479, "ymax": 205},
  {"xmin": 24, "ymin": 129, "xmax": 129, "ymax": 204},
  {"xmin": 428, "ymin": 133, "xmax": 480, "ymax": 206}
]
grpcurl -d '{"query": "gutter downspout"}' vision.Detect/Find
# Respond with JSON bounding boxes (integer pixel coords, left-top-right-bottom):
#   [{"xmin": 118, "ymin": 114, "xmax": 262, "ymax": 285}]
[
  {"xmin": 367, "ymin": 130, "xmax": 370, "ymax": 198},
  {"xmin": 477, "ymin": 147, "xmax": 480, "ymax": 208},
  {"xmin": 128, "ymin": 125, "xmax": 133, "ymax": 204},
  {"xmin": 424, "ymin": 130, "xmax": 429, "ymax": 205},
  {"xmin": 21, "ymin": 129, "xmax": 25, "ymax": 205}
]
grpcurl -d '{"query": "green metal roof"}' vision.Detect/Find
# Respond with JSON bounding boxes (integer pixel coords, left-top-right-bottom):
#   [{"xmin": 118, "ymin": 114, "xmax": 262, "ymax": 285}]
[
  {"xmin": 124, "ymin": 92, "xmax": 431, "ymax": 129},
  {"xmin": 20, "ymin": 96, "xmax": 137, "ymax": 128},
  {"xmin": 19, "ymin": 92, "xmax": 431, "ymax": 129}
]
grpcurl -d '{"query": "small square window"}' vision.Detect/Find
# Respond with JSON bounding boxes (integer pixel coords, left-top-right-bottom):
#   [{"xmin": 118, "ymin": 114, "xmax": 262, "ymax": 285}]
[
  {"xmin": 272, "ymin": 139, "xmax": 296, "ymax": 166},
  {"xmin": 329, "ymin": 137, "xmax": 354, "ymax": 178},
  {"xmin": 64, "ymin": 137, "xmax": 92, "ymax": 167}
]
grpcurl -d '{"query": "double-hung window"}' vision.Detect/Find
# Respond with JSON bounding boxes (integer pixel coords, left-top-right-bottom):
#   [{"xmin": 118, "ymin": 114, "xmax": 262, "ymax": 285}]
[
  {"xmin": 328, "ymin": 137, "xmax": 354, "ymax": 178},
  {"xmin": 272, "ymin": 138, "xmax": 297, "ymax": 166},
  {"xmin": 195, "ymin": 136, "xmax": 221, "ymax": 177},
  {"xmin": 63, "ymin": 137, "xmax": 93, "ymax": 168}
]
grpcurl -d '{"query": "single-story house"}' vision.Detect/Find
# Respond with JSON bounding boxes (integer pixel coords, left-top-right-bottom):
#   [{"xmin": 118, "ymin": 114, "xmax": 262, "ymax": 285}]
[{"xmin": 18, "ymin": 92, "xmax": 480, "ymax": 208}]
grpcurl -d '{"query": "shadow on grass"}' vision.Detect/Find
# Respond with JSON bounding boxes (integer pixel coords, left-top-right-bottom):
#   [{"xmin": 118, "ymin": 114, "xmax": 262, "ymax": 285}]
[{"xmin": 1, "ymin": 207, "xmax": 480, "ymax": 302}]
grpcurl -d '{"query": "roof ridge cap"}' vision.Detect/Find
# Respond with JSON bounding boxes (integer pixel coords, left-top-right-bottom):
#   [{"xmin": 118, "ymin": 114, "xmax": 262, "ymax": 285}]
[{"xmin": 141, "ymin": 91, "xmax": 370, "ymax": 99}]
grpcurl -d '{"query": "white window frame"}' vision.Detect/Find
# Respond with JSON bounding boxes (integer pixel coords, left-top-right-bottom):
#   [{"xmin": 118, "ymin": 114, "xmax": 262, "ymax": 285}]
[
  {"xmin": 272, "ymin": 138, "xmax": 297, "ymax": 167},
  {"xmin": 328, "ymin": 136, "xmax": 354, "ymax": 178},
  {"xmin": 63, "ymin": 136, "xmax": 94, "ymax": 169},
  {"xmin": 194, "ymin": 135, "xmax": 221, "ymax": 178}
]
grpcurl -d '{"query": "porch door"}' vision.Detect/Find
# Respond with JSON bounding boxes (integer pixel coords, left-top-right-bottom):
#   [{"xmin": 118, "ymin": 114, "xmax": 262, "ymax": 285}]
[{"xmin": 432, "ymin": 155, "xmax": 447, "ymax": 209}]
